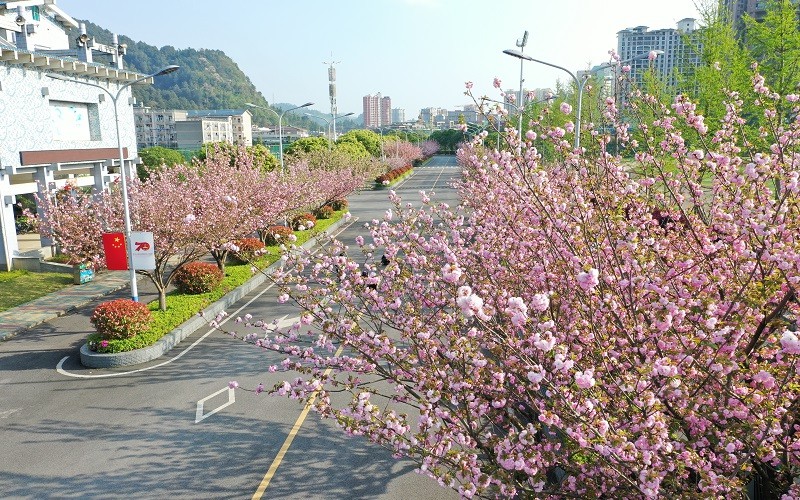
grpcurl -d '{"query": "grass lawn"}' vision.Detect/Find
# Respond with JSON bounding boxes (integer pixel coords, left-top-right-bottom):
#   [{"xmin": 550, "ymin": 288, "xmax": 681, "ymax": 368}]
[{"xmin": 0, "ymin": 270, "xmax": 73, "ymax": 312}]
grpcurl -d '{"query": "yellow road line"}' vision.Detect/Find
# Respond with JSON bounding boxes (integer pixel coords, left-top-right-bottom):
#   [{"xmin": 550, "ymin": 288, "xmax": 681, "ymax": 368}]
[{"xmin": 252, "ymin": 345, "xmax": 344, "ymax": 499}]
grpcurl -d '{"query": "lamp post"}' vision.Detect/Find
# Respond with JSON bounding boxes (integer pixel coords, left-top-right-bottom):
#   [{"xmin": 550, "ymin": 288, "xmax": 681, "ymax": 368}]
[
  {"xmin": 513, "ymin": 31, "xmax": 529, "ymax": 139},
  {"xmin": 304, "ymin": 112, "xmax": 354, "ymax": 150},
  {"xmin": 502, "ymin": 49, "xmax": 662, "ymax": 150},
  {"xmin": 48, "ymin": 65, "xmax": 180, "ymax": 302},
  {"xmin": 246, "ymin": 102, "xmax": 314, "ymax": 173}
]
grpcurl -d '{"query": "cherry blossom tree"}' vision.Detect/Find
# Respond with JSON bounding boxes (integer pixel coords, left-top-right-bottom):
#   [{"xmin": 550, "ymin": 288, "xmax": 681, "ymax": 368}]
[
  {"xmin": 226, "ymin": 74, "xmax": 800, "ymax": 498},
  {"xmin": 419, "ymin": 140, "xmax": 440, "ymax": 158},
  {"xmin": 382, "ymin": 139, "xmax": 423, "ymax": 170},
  {"xmin": 34, "ymin": 182, "xmax": 122, "ymax": 269}
]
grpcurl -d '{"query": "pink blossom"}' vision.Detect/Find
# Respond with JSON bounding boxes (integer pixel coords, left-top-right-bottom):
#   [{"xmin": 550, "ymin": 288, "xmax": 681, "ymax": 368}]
[
  {"xmin": 648, "ymin": 50, "xmax": 658, "ymax": 61},
  {"xmin": 574, "ymin": 370, "xmax": 596, "ymax": 389},
  {"xmin": 530, "ymin": 293, "xmax": 549, "ymax": 312},
  {"xmin": 493, "ymin": 77, "xmax": 502, "ymax": 89},
  {"xmin": 228, "ymin": 381, "xmax": 239, "ymax": 389},
  {"xmin": 577, "ymin": 268, "xmax": 600, "ymax": 291},
  {"xmin": 560, "ymin": 102, "xmax": 572, "ymax": 114},
  {"xmin": 441, "ymin": 262, "xmax": 463, "ymax": 283},
  {"xmin": 465, "ymin": 81, "xmax": 474, "ymax": 89},
  {"xmin": 781, "ymin": 331, "xmax": 800, "ymax": 354}
]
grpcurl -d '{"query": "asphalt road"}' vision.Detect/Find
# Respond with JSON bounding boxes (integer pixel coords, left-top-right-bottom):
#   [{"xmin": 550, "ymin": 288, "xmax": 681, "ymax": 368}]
[{"xmin": 0, "ymin": 156, "xmax": 462, "ymax": 500}]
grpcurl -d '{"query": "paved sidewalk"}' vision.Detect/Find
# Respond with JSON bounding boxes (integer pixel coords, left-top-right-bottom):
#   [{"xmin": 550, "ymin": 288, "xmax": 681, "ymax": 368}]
[{"xmin": 0, "ymin": 270, "xmax": 131, "ymax": 341}]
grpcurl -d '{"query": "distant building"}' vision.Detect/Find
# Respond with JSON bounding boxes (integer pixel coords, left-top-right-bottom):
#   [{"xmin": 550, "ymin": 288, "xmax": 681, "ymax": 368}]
[
  {"xmin": 187, "ymin": 109, "xmax": 252, "ymax": 147},
  {"xmin": 251, "ymin": 125, "xmax": 309, "ymax": 147},
  {"xmin": 721, "ymin": 0, "xmax": 800, "ymax": 34},
  {"xmin": 616, "ymin": 18, "xmax": 701, "ymax": 90},
  {"xmin": 134, "ymin": 108, "xmax": 187, "ymax": 149},
  {"xmin": 363, "ymin": 93, "xmax": 391, "ymax": 128},
  {"xmin": 134, "ymin": 108, "xmax": 252, "ymax": 149},
  {"xmin": 391, "ymin": 108, "xmax": 405, "ymax": 124},
  {"xmin": 175, "ymin": 116, "xmax": 233, "ymax": 150}
]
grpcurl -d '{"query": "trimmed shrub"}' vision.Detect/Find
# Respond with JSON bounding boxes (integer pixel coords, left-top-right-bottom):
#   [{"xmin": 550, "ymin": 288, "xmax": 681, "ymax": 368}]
[
  {"xmin": 230, "ymin": 237, "xmax": 266, "ymax": 264},
  {"xmin": 313, "ymin": 205, "xmax": 334, "ymax": 220},
  {"xmin": 329, "ymin": 198, "xmax": 348, "ymax": 211},
  {"xmin": 90, "ymin": 299, "xmax": 153, "ymax": 340},
  {"xmin": 376, "ymin": 165, "xmax": 412, "ymax": 185},
  {"xmin": 173, "ymin": 261, "xmax": 224, "ymax": 294},
  {"xmin": 262, "ymin": 225, "xmax": 294, "ymax": 246},
  {"xmin": 292, "ymin": 212, "xmax": 317, "ymax": 230}
]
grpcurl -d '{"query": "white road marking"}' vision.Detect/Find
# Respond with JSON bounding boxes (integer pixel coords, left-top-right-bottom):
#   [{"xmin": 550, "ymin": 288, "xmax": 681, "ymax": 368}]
[
  {"xmin": 0, "ymin": 408, "xmax": 21, "ymax": 418},
  {"xmin": 195, "ymin": 387, "xmax": 236, "ymax": 423}
]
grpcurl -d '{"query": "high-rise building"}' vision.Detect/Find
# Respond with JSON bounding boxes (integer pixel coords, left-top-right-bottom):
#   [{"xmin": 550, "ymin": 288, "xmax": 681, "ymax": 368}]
[
  {"xmin": 616, "ymin": 18, "xmax": 701, "ymax": 90},
  {"xmin": 363, "ymin": 93, "xmax": 391, "ymax": 128},
  {"xmin": 391, "ymin": 108, "xmax": 405, "ymax": 124},
  {"xmin": 723, "ymin": 0, "xmax": 800, "ymax": 35}
]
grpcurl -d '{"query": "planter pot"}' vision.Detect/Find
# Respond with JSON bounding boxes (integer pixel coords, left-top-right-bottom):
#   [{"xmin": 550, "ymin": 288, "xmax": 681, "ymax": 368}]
[{"xmin": 73, "ymin": 263, "xmax": 94, "ymax": 285}]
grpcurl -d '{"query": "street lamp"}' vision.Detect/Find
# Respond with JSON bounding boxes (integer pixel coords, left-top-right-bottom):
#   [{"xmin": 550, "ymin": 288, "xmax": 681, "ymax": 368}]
[
  {"xmin": 304, "ymin": 112, "xmax": 354, "ymax": 150},
  {"xmin": 503, "ymin": 49, "xmax": 662, "ymax": 150},
  {"xmin": 48, "ymin": 65, "xmax": 180, "ymax": 302},
  {"xmin": 246, "ymin": 102, "xmax": 313, "ymax": 173},
  {"xmin": 513, "ymin": 31, "xmax": 529, "ymax": 139}
]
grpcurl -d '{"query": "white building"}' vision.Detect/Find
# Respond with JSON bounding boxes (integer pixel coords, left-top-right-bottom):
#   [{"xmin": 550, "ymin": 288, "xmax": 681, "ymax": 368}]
[
  {"xmin": 0, "ymin": 0, "xmax": 156, "ymax": 270},
  {"xmin": 134, "ymin": 108, "xmax": 252, "ymax": 150},
  {"xmin": 616, "ymin": 18, "xmax": 700, "ymax": 89}
]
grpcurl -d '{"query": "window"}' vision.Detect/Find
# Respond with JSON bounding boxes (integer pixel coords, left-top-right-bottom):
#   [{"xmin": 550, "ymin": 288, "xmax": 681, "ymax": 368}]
[{"xmin": 49, "ymin": 101, "xmax": 94, "ymax": 141}]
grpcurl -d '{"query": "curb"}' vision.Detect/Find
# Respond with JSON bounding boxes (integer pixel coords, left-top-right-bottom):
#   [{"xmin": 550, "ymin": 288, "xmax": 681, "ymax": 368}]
[{"xmin": 79, "ymin": 217, "xmax": 350, "ymax": 368}]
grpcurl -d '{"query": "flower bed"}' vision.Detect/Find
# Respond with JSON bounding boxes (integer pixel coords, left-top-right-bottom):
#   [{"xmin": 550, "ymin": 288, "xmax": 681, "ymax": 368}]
[{"xmin": 83, "ymin": 210, "xmax": 347, "ymax": 357}]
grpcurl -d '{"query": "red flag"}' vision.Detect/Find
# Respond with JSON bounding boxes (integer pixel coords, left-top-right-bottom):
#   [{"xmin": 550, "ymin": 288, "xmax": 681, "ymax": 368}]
[{"xmin": 102, "ymin": 232, "xmax": 128, "ymax": 270}]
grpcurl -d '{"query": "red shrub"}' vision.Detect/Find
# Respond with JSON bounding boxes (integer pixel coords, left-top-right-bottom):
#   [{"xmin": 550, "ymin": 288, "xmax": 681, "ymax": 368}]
[
  {"xmin": 329, "ymin": 199, "xmax": 348, "ymax": 211},
  {"xmin": 230, "ymin": 237, "xmax": 266, "ymax": 264},
  {"xmin": 292, "ymin": 212, "xmax": 317, "ymax": 230},
  {"xmin": 313, "ymin": 205, "xmax": 334, "ymax": 220},
  {"xmin": 173, "ymin": 261, "xmax": 224, "ymax": 294},
  {"xmin": 90, "ymin": 299, "xmax": 153, "ymax": 340},
  {"xmin": 262, "ymin": 225, "xmax": 294, "ymax": 245}
]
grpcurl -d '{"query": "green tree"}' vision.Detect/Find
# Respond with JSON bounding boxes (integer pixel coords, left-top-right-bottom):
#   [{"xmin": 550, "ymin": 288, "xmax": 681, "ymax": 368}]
[
  {"xmin": 428, "ymin": 129, "xmax": 463, "ymax": 153},
  {"xmin": 284, "ymin": 137, "xmax": 331, "ymax": 157},
  {"xmin": 336, "ymin": 129, "xmax": 382, "ymax": 157},
  {"xmin": 334, "ymin": 139, "xmax": 370, "ymax": 160},
  {"xmin": 137, "ymin": 146, "xmax": 186, "ymax": 180},
  {"xmin": 744, "ymin": 0, "xmax": 800, "ymax": 114}
]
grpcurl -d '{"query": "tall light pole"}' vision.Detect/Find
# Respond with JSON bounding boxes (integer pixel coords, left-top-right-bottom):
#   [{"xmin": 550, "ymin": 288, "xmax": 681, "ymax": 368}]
[
  {"xmin": 514, "ymin": 31, "xmax": 528, "ymax": 139},
  {"xmin": 48, "ymin": 65, "xmax": 179, "ymax": 302},
  {"xmin": 247, "ymin": 102, "xmax": 314, "ymax": 173},
  {"xmin": 502, "ymin": 49, "xmax": 662, "ymax": 150},
  {"xmin": 304, "ymin": 112, "xmax": 354, "ymax": 150}
]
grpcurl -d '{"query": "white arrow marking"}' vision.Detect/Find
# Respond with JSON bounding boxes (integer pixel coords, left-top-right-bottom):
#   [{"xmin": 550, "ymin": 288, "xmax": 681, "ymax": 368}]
[{"xmin": 195, "ymin": 387, "xmax": 236, "ymax": 423}]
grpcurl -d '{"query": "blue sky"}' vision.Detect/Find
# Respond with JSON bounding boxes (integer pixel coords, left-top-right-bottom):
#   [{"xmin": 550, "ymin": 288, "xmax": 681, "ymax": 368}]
[{"xmin": 58, "ymin": 0, "xmax": 703, "ymax": 118}]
